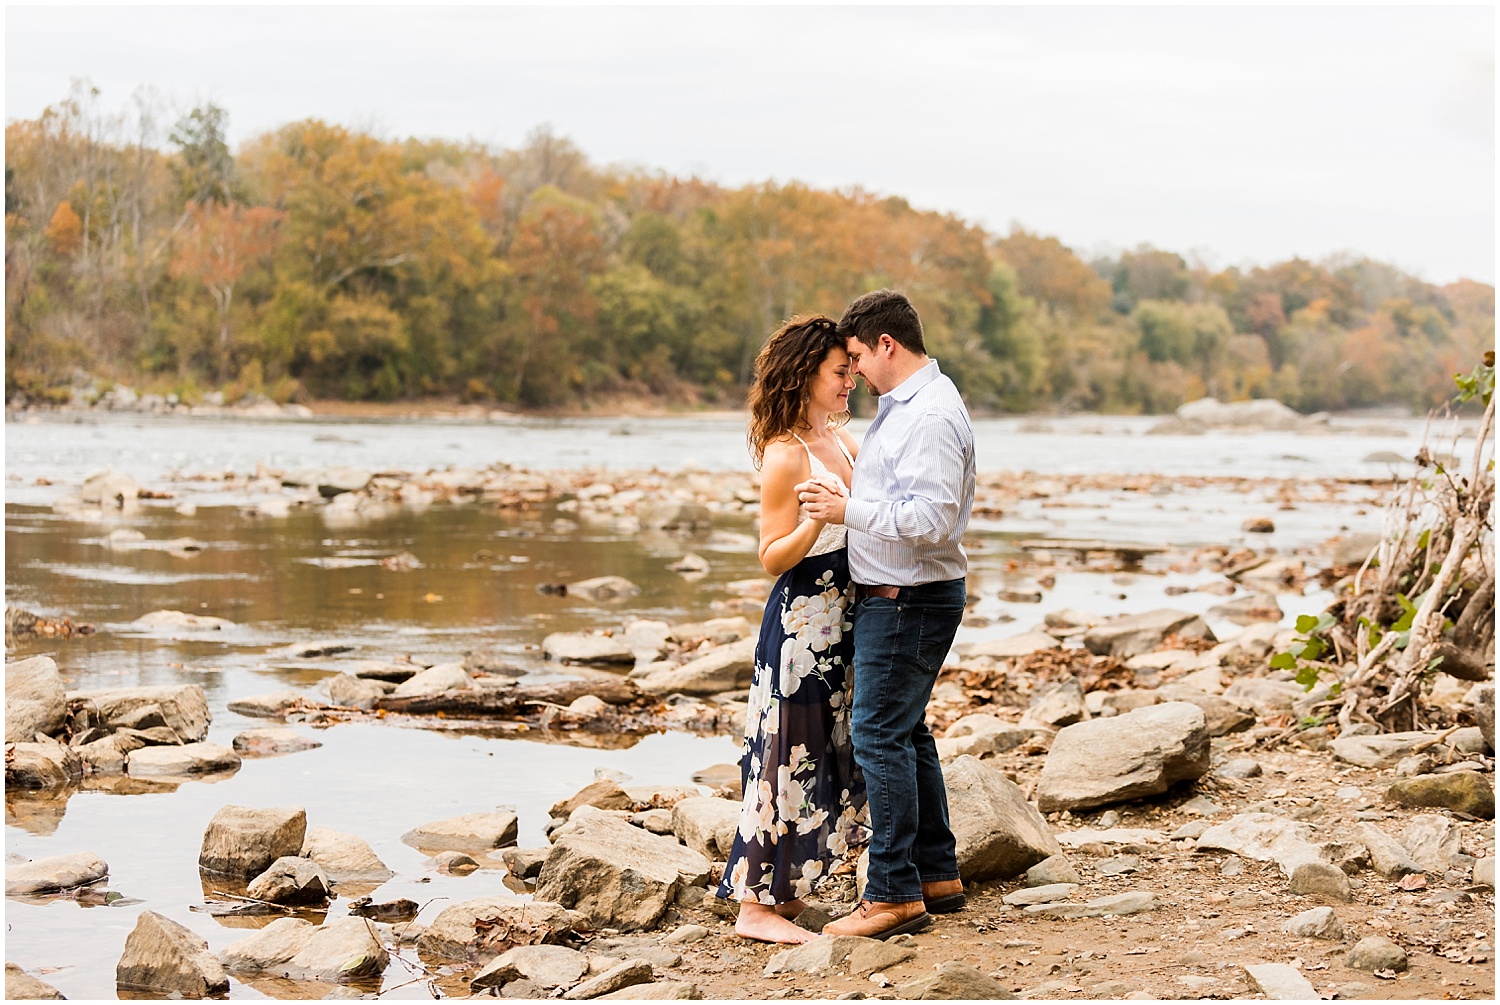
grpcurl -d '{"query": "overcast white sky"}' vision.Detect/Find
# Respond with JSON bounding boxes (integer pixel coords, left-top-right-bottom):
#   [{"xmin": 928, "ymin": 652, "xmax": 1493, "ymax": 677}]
[{"xmin": 6, "ymin": 4, "xmax": 1495, "ymax": 284}]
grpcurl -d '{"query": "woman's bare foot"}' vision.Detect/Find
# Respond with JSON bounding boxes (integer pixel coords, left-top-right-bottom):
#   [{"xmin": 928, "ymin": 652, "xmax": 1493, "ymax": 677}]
[
  {"xmin": 774, "ymin": 898, "xmax": 808, "ymax": 920},
  {"xmin": 736, "ymin": 901, "xmax": 813, "ymax": 944}
]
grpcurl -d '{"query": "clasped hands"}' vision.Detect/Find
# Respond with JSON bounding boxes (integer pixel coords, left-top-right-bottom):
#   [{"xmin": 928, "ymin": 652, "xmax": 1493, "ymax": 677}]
[{"xmin": 795, "ymin": 474, "xmax": 848, "ymax": 524}]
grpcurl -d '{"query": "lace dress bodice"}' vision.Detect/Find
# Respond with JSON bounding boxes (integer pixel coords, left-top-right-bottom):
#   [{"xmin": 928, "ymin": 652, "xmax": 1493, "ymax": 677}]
[{"xmin": 795, "ymin": 435, "xmax": 854, "ymax": 558}]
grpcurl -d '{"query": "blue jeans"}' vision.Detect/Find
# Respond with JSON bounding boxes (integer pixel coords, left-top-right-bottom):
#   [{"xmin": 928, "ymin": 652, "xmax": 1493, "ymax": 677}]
[{"xmin": 851, "ymin": 578, "xmax": 965, "ymax": 903}]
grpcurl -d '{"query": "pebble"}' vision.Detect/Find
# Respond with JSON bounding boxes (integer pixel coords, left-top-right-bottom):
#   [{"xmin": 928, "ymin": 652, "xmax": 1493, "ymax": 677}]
[{"xmin": 1217, "ymin": 758, "xmax": 1262, "ymax": 779}]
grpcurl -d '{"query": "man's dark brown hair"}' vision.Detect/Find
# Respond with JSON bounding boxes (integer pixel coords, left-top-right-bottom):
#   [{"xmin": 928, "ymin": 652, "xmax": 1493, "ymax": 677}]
[{"xmin": 837, "ymin": 289, "xmax": 926, "ymax": 355}]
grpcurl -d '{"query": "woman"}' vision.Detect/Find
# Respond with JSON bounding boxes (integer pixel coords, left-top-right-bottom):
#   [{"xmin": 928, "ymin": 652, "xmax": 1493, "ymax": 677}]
[{"xmin": 715, "ymin": 315, "xmax": 869, "ymax": 944}]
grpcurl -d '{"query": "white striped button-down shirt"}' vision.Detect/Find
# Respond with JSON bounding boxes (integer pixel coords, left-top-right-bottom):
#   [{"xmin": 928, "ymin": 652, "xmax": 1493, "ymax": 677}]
[{"xmin": 843, "ymin": 359, "xmax": 976, "ymax": 586}]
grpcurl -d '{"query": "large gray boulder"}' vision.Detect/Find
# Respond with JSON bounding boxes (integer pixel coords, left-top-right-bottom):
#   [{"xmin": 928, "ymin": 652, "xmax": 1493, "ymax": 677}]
[
  {"xmin": 943, "ymin": 755, "xmax": 1061, "ymax": 881},
  {"xmin": 4, "ymin": 962, "xmax": 65, "ymax": 1000},
  {"xmin": 416, "ymin": 898, "xmax": 588, "ymax": 962},
  {"xmin": 669, "ymin": 797, "xmax": 740, "ymax": 861},
  {"xmin": 219, "ymin": 915, "xmax": 388, "ymax": 981},
  {"xmin": 301, "ymin": 827, "xmax": 393, "ymax": 882},
  {"xmin": 1082, "ymin": 609, "xmax": 1214, "ymax": 659},
  {"xmin": 6, "ymin": 852, "xmax": 109, "ymax": 896},
  {"xmin": 1036, "ymin": 702, "xmax": 1210, "ymax": 812},
  {"xmin": 5, "ymin": 656, "xmax": 67, "ymax": 742},
  {"xmin": 69, "ymin": 684, "xmax": 210, "ymax": 742},
  {"xmin": 115, "ymin": 911, "xmax": 229, "ymax": 998},
  {"xmin": 632, "ymin": 637, "xmax": 757, "ymax": 696},
  {"xmin": 471, "ymin": 944, "xmax": 591, "ymax": 991},
  {"xmin": 535, "ymin": 810, "xmax": 711, "ymax": 931},
  {"xmin": 401, "ymin": 809, "xmax": 518, "ymax": 852},
  {"xmin": 543, "ymin": 632, "xmax": 637, "ymax": 666},
  {"xmin": 199, "ymin": 804, "xmax": 307, "ymax": 878}
]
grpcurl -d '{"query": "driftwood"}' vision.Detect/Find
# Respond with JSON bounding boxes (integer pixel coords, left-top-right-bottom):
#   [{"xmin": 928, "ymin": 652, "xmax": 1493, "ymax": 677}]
[{"xmin": 376, "ymin": 679, "xmax": 643, "ymax": 717}]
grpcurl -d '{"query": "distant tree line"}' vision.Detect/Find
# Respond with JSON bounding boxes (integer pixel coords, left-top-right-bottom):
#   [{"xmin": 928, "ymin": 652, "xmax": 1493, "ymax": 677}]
[{"xmin": 6, "ymin": 83, "xmax": 1493, "ymax": 414}]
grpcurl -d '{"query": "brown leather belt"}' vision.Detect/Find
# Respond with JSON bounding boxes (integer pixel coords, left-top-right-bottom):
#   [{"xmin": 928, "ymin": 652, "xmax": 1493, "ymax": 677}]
[{"xmin": 855, "ymin": 584, "xmax": 901, "ymax": 601}]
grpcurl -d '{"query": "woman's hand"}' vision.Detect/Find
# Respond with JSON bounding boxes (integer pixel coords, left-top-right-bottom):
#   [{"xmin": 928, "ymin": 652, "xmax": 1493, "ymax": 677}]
[{"xmin": 796, "ymin": 476, "xmax": 847, "ymax": 525}]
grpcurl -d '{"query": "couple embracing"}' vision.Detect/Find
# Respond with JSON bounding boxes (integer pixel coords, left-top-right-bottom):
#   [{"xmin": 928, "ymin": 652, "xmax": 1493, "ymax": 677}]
[{"xmin": 714, "ymin": 290, "xmax": 977, "ymax": 944}]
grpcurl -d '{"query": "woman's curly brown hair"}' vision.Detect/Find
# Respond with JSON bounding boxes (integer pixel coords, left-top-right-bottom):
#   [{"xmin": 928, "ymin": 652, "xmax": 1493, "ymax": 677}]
[{"xmin": 746, "ymin": 313, "xmax": 849, "ymax": 468}]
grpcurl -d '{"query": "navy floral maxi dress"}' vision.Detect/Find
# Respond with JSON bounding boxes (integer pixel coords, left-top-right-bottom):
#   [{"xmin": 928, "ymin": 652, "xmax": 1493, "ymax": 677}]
[{"xmin": 717, "ymin": 442, "xmax": 868, "ymax": 906}]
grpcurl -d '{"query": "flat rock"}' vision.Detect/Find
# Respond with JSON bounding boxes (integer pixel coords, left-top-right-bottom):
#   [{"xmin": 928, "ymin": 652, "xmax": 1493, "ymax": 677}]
[
  {"xmin": 116, "ymin": 910, "xmax": 229, "ymax": 997},
  {"xmin": 596, "ymin": 982, "xmax": 703, "ymax": 1000},
  {"xmin": 562, "ymin": 959, "xmax": 654, "ymax": 1000},
  {"xmin": 955, "ymin": 631, "xmax": 1059, "ymax": 659},
  {"xmin": 1154, "ymin": 684, "xmax": 1255, "ymax": 736},
  {"xmin": 130, "ymin": 609, "xmax": 235, "ymax": 634},
  {"xmin": 1221, "ymin": 677, "xmax": 1303, "ymax": 717},
  {"xmin": 1387, "ymin": 772, "xmax": 1494, "ymax": 819},
  {"xmin": 544, "ymin": 632, "xmax": 637, "ymax": 666},
  {"xmin": 1023, "ymin": 890, "xmax": 1158, "ymax": 918},
  {"xmin": 416, "ymin": 898, "xmax": 587, "ymax": 961},
  {"xmin": 402, "ymin": 809, "xmax": 518, "ymax": 852},
  {"xmin": 71, "ymin": 684, "xmax": 210, "ymax": 741},
  {"xmin": 1207, "ymin": 593, "xmax": 1283, "ymax": 625},
  {"xmin": 199, "ymin": 804, "xmax": 307, "ymax": 878},
  {"xmin": 1329, "ymin": 730, "xmax": 1451, "ymax": 769},
  {"xmin": 551, "ymin": 779, "xmax": 635, "ymax": 818},
  {"xmin": 5, "ymin": 655, "xmax": 67, "ymax": 743},
  {"xmin": 632, "ymin": 637, "xmax": 757, "ymax": 696},
  {"xmin": 1002, "ymin": 883, "xmax": 1077, "ymax": 906},
  {"xmin": 4, "ymin": 962, "xmax": 65, "ymax": 1000},
  {"xmin": 1054, "ymin": 827, "xmax": 1166, "ymax": 848},
  {"xmin": 1218, "ymin": 758, "xmax": 1262, "ymax": 778},
  {"xmin": 301, "ymin": 827, "xmax": 393, "ymax": 882},
  {"xmin": 847, "ymin": 939, "xmax": 917, "ymax": 977},
  {"xmin": 220, "ymin": 915, "xmax": 388, "ymax": 981},
  {"xmin": 1025, "ymin": 855, "xmax": 1082, "ymax": 886},
  {"xmin": 246, "ymin": 856, "xmax": 330, "ymax": 905},
  {"xmin": 1282, "ymin": 906, "xmax": 1344, "ymax": 941},
  {"xmin": 226, "ymin": 689, "xmax": 309, "ymax": 718},
  {"xmin": 536, "ymin": 812, "xmax": 711, "ymax": 931},
  {"xmin": 232, "ymin": 726, "xmax": 323, "ymax": 756},
  {"xmin": 944, "ymin": 755, "xmax": 1062, "ymax": 880},
  {"xmin": 763, "ymin": 936, "xmax": 871, "ymax": 976},
  {"xmin": 1400, "ymin": 814, "xmax": 1463, "ymax": 873},
  {"xmin": 472, "ymin": 944, "xmax": 590, "ymax": 990},
  {"xmin": 390, "ymin": 663, "xmax": 472, "ymax": 698},
  {"xmin": 1082, "ymin": 609, "xmax": 1214, "ymax": 659},
  {"xmin": 895, "ymin": 960, "xmax": 1020, "ymax": 999},
  {"xmin": 6, "ymin": 852, "xmax": 109, "ymax": 896},
  {"xmin": 1346, "ymin": 935, "xmax": 1408, "ymax": 973},
  {"xmin": 669, "ymin": 796, "xmax": 739, "ymax": 861},
  {"xmin": 127, "ymin": 742, "xmax": 240, "ymax": 777},
  {"xmin": 565, "ymin": 576, "xmax": 642, "ymax": 602},
  {"xmin": 1243, "ymin": 963, "xmax": 1319, "ymax": 1000},
  {"xmin": 1036, "ymin": 702, "xmax": 1210, "ymax": 812},
  {"xmin": 1196, "ymin": 813, "xmax": 1350, "ymax": 900}
]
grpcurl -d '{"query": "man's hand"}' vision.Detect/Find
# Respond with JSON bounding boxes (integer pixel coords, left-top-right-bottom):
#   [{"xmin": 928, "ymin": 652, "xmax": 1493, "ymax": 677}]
[{"xmin": 796, "ymin": 475, "xmax": 848, "ymax": 525}]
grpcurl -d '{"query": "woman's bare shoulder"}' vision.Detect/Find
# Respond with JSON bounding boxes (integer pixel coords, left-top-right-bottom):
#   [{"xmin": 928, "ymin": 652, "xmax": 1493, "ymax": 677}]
[{"xmin": 760, "ymin": 438, "xmax": 810, "ymax": 479}]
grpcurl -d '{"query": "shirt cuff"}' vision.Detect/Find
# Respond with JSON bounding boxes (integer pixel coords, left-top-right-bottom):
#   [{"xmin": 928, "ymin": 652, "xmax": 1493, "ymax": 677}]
[{"xmin": 843, "ymin": 498, "xmax": 874, "ymax": 534}]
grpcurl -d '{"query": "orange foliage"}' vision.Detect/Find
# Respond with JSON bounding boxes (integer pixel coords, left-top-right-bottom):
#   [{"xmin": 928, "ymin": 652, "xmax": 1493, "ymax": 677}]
[{"xmin": 44, "ymin": 200, "xmax": 82, "ymax": 256}]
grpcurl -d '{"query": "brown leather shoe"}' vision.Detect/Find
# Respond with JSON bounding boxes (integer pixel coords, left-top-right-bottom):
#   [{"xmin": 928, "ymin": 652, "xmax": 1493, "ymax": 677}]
[
  {"xmin": 824, "ymin": 900, "xmax": 930, "ymax": 940},
  {"xmin": 922, "ymin": 879, "xmax": 966, "ymax": 914}
]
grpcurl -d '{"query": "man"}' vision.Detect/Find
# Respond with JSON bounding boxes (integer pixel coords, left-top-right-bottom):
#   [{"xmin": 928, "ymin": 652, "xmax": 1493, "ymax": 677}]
[{"xmin": 797, "ymin": 288, "xmax": 976, "ymax": 940}]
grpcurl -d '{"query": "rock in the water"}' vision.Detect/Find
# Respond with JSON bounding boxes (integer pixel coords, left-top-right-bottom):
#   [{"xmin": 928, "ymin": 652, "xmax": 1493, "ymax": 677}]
[
  {"xmin": 6, "ymin": 852, "xmax": 109, "ymax": 896},
  {"xmin": 1021, "ymin": 676, "xmax": 1087, "ymax": 728},
  {"xmin": 1329, "ymin": 730, "xmax": 1452, "ymax": 769},
  {"xmin": 1386, "ymin": 772, "xmax": 1494, "ymax": 819},
  {"xmin": 943, "ymin": 755, "xmax": 1062, "ymax": 880},
  {"xmin": 1357, "ymin": 823, "xmax": 1423, "ymax": 879},
  {"xmin": 1082, "ymin": 609, "xmax": 1214, "ymax": 659},
  {"xmin": 1242, "ymin": 963, "xmax": 1318, "ymax": 1000},
  {"xmin": 669, "ymin": 797, "xmax": 739, "ymax": 861},
  {"xmin": 4, "ymin": 962, "xmax": 65, "ymax": 999},
  {"xmin": 390, "ymin": 663, "xmax": 472, "ymax": 698},
  {"xmin": 1345, "ymin": 935, "xmax": 1408, "ymax": 973},
  {"xmin": 417, "ymin": 898, "xmax": 587, "ymax": 961},
  {"xmin": 536, "ymin": 812, "xmax": 711, "ymax": 931},
  {"xmin": 301, "ymin": 827, "xmax": 392, "ymax": 882},
  {"xmin": 565, "ymin": 576, "xmax": 642, "ymax": 601},
  {"xmin": 471, "ymin": 944, "xmax": 590, "ymax": 990},
  {"xmin": 199, "ymin": 804, "xmax": 307, "ymax": 878},
  {"xmin": 4, "ymin": 738, "xmax": 83, "ymax": 789},
  {"xmin": 632, "ymin": 637, "xmax": 757, "ymax": 696},
  {"xmin": 1400, "ymin": 814, "xmax": 1463, "ymax": 873},
  {"xmin": 543, "ymin": 632, "xmax": 637, "ymax": 666},
  {"xmin": 402, "ymin": 809, "xmax": 518, "ymax": 852},
  {"xmin": 71, "ymin": 684, "xmax": 211, "ymax": 741},
  {"xmin": 127, "ymin": 742, "xmax": 241, "ymax": 777},
  {"xmin": 894, "ymin": 960, "xmax": 1020, "ymax": 999},
  {"xmin": 129, "ymin": 609, "xmax": 234, "ymax": 634},
  {"xmin": 551, "ymin": 779, "xmax": 635, "ymax": 818},
  {"xmin": 219, "ymin": 915, "xmax": 388, "ymax": 981},
  {"xmin": 325, "ymin": 673, "xmax": 388, "ymax": 710},
  {"xmin": 1207, "ymin": 593, "xmax": 1282, "ymax": 625},
  {"xmin": 563, "ymin": 959, "xmax": 655, "ymax": 1000},
  {"xmin": 5, "ymin": 656, "xmax": 67, "ymax": 743},
  {"xmin": 1025, "ymin": 855, "xmax": 1082, "ymax": 887},
  {"xmin": 225, "ymin": 689, "xmax": 308, "ymax": 718},
  {"xmin": 246, "ymin": 856, "xmax": 330, "ymax": 905},
  {"xmin": 1036, "ymin": 702, "xmax": 1210, "ymax": 812},
  {"xmin": 116, "ymin": 910, "xmax": 229, "ymax": 997},
  {"xmin": 1282, "ymin": 906, "xmax": 1344, "ymax": 941},
  {"xmin": 231, "ymin": 726, "xmax": 322, "ymax": 756}
]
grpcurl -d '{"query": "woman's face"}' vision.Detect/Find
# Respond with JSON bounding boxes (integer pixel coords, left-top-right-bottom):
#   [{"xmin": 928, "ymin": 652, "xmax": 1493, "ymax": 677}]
[{"xmin": 806, "ymin": 347, "xmax": 855, "ymax": 417}]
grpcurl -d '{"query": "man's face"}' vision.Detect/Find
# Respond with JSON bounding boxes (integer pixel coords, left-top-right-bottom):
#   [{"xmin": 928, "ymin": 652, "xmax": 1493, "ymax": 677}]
[{"xmin": 845, "ymin": 335, "xmax": 889, "ymax": 397}]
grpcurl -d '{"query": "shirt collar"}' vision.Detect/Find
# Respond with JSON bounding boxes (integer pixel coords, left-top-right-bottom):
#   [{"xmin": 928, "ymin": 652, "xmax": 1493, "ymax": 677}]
[{"xmin": 883, "ymin": 358, "xmax": 940, "ymax": 404}]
